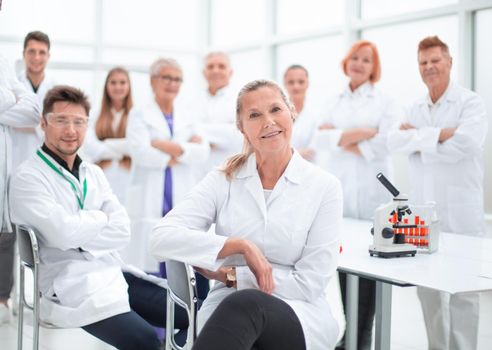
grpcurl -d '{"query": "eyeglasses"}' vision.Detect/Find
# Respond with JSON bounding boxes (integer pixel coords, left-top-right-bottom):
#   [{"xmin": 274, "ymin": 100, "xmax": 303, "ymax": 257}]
[
  {"xmin": 45, "ymin": 113, "xmax": 89, "ymax": 129},
  {"xmin": 155, "ymin": 75, "xmax": 183, "ymax": 84}
]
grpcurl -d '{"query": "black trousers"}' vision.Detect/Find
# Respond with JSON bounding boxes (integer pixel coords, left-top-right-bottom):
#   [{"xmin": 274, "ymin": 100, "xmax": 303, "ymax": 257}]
[
  {"xmin": 192, "ymin": 289, "xmax": 306, "ymax": 350},
  {"xmin": 0, "ymin": 231, "xmax": 15, "ymax": 300},
  {"xmin": 82, "ymin": 272, "xmax": 189, "ymax": 350},
  {"xmin": 337, "ymin": 272, "xmax": 376, "ymax": 350}
]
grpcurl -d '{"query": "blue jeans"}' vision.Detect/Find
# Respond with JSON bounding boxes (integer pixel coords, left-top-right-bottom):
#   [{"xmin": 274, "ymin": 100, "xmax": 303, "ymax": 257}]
[{"xmin": 82, "ymin": 272, "xmax": 188, "ymax": 350}]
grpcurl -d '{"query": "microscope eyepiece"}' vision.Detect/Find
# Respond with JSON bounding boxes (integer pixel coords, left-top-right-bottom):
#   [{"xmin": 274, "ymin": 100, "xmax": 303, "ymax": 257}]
[{"xmin": 376, "ymin": 173, "xmax": 400, "ymax": 197}]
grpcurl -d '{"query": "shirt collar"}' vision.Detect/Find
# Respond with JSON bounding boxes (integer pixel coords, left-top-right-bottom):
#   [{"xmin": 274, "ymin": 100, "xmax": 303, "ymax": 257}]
[
  {"xmin": 235, "ymin": 149, "xmax": 304, "ymax": 184},
  {"xmin": 41, "ymin": 143, "xmax": 83, "ymax": 180},
  {"xmin": 343, "ymin": 81, "xmax": 374, "ymax": 98},
  {"xmin": 422, "ymin": 81, "xmax": 457, "ymax": 106},
  {"xmin": 208, "ymin": 84, "xmax": 231, "ymax": 98}
]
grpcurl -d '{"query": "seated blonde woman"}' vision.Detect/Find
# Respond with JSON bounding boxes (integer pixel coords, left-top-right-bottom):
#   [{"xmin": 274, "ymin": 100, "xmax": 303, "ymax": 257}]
[{"xmin": 150, "ymin": 80, "xmax": 343, "ymax": 350}]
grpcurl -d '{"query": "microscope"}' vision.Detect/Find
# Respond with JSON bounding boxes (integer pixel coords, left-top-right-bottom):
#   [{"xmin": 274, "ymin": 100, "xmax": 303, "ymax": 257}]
[{"xmin": 369, "ymin": 173, "xmax": 440, "ymax": 258}]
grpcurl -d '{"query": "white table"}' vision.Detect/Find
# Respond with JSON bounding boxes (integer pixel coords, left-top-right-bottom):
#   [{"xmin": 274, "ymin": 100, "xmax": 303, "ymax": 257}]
[{"xmin": 338, "ymin": 219, "xmax": 492, "ymax": 350}]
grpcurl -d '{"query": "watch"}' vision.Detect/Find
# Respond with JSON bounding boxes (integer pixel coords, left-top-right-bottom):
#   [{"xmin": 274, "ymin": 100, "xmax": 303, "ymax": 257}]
[{"xmin": 225, "ymin": 267, "xmax": 237, "ymax": 288}]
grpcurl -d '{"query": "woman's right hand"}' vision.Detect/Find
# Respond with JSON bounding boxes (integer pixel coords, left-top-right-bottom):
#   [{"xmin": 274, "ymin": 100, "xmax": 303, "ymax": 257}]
[{"xmin": 242, "ymin": 240, "xmax": 275, "ymax": 295}]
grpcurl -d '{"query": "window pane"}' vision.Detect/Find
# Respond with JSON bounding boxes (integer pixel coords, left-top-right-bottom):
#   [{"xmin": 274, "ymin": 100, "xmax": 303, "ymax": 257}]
[
  {"xmin": 475, "ymin": 9, "xmax": 492, "ymax": 216},
  {"xmin": 102, "ymin": 0, "xmax": 202, "ymax": 48},
  {"xmin": 277, "ymin": 0, "xmax": 344, "ymax": 35},
  {"xmin": 50, "ymin": 46, "xmax": 95, "ymax": 64},
  {"xmin": 362, "ymin": 16, "xmax": 458, "ymax": 107},
  {"xmin": 229, "ymin": 49, "xmax": 269, "ymax": 90},
  {"xmin": 211, "ymin": 0, "xmax": 266, "ymax": 47},
  {"xmin": 0, "ymin": 43, "xmax": 24, "ymax": 75},
  {"xmin": 0, "ymin": 0, "xmax": 96, "ymax": 42},
  {"xmin": 361, "ymin": 0, "xmax": 457, "ymax": 20},
  {"xmin": 49, "ymin": 69, "xmax": 97, "ymax": 104},
  {"xmin": 276, "ymin": 36, "xmax": 346, "ymax": 109}
]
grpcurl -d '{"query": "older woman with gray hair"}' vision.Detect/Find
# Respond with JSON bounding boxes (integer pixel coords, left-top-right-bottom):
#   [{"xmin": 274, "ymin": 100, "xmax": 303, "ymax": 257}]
[
  {"xmin": 122, "ymin": 58, "xmax": 210, "ymax": 273},
  {"xmin": 150, "ymin": 79, "xmax": 343, "ymax": 350}
]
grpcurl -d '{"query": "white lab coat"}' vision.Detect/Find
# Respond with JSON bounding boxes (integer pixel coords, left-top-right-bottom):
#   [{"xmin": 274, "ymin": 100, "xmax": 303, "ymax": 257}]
[
  {"xmin": 291, "ymin": 99, "xmax": 320, "ymax": 153},
  {"xmin": 9, "ymin": 149, "xmax": 131, "ymax": 327},
  {"xmin": 83, "ymin": 109, "xmax": 131, "ymax": 203},
  {"xmin": 124, "ymin": 100, "xmax": 210, "ymax": 270},
  {"xmin": 150, "ymin": 151, "xmax": 343, "ymax": 350},
  {"xmin": 387, "ymin": 82, "xmax": 488, "ymax": 350},
  {"xmin": 387, "ymin": 82, "xmax": 487, "ymax": 235},
  {"xmin": 314, "ymin": 82, "xmax": 400, "ymax": 219},
  {"xmin": 191, "ymin": 85, "xmax": 243, "ymax": 176},
  {"xmin": 11, "ymin": 72, "xmax": 54, "ymax": 169},
  {"xmin": 0, "ymin": 55, "xmax": 40, "ymax": 231}
]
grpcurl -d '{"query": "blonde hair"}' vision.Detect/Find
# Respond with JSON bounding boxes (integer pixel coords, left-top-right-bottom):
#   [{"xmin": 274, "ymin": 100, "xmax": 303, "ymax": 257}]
[{"xmin": 221, "ymin": 79, "xmax": 295, "ymax": 180}]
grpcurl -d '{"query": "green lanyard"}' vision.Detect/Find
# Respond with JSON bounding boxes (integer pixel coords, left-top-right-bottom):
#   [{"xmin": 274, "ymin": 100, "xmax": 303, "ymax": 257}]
[{"xmin": 36, "ymin": 150, "xmax": 87, "ymax": 209}]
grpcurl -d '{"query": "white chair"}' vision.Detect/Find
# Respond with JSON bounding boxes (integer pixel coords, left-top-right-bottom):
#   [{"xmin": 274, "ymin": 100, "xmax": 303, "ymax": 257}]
[
  {"xmin": 16, "ymin": 224, "xmax": 62, "ymax": 350},
  {"xmin": 165, "ymin": 260, "xmax": 198, "ymax": 350}
]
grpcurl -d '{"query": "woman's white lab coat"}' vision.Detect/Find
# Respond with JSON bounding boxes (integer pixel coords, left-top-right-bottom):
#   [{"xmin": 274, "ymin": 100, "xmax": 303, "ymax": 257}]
[
  {"xmin": 9, "ymin": 150, "xmax": 131, "ymax": 327},
  {"xmin": 83, "ymin": 109, "xmax": 131, "ymax": 204},
  {"xmin": 150, "ymin": 151, "xmax": 343, "ymax": 350},
  {"xmin": 124, "ymin": 100, "xmax": 210, "ymax": 270},
  {"xmin": 387, "ymin": 82, "xmax": 487, "ymax": 235},
  {"xmin": 291, "ymin": 100, "xmax": 320, "ymax": 153},
  {"xmin": 314, "ymin": 82, "xmax": 400, "ymax": 219}
]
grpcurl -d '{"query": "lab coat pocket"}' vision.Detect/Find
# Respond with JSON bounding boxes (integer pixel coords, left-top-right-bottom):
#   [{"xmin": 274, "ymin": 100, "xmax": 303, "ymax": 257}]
[
  {"xmin": 53, "ymin": 262, "xmax": 121, "ymax": 307},
  {"xmin": 446, "ymin": 185, "xmax": 483, "ymax": 234}
]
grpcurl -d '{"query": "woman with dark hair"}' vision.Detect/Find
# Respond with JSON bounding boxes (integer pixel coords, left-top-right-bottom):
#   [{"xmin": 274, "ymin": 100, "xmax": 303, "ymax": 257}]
[{"xmin": 84, "ymin": 67, "xmax": 133, "ymax": 203}]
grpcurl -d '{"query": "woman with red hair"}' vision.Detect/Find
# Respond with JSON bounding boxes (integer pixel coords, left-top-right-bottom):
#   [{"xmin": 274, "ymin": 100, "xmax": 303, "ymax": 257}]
[{"xmin": 314, "ymin": 40, "xmax": 401, "ymax": 349}]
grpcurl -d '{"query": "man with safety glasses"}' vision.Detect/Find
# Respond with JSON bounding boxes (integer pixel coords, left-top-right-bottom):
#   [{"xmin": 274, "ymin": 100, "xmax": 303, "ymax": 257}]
[{"xmin": 9, "ymin": 85, "xmax": 188, "ymax": 348}]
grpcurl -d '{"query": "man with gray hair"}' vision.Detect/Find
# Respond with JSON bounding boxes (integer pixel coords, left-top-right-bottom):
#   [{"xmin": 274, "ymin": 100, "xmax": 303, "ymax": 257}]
[
  {"xmin": 184, "ymin": 52, "xmax": 243, "ymax": 299},
  {"xmin": 192, "ymin": 52, "xmax": 242, "ymax": 176}
]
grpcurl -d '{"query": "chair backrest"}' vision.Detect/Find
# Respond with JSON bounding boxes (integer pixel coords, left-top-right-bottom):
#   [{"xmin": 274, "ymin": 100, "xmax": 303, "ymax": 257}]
[
  {"xmin": 166, "ymin": 260, "xmax": 197, "ymax": 309},
  {"xmin": 16, "ymin": 225, "xmax": 40, "ymax": 269},
  {"xmin": 165, "ymin": 260, "xmax": 198, "ymax": 350}
]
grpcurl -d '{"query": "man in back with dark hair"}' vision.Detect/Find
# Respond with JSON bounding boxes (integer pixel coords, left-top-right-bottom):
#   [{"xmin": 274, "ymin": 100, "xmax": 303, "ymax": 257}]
[
  {"xmin": 12, "ymin": 30, "xmax": 55, "ymax": 170},
  {"xmin": 9, "ymin": 85, "xmax": 188, "ymax": 348}
]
